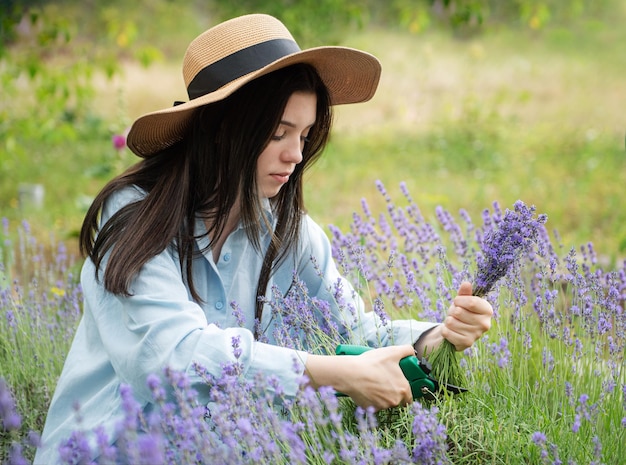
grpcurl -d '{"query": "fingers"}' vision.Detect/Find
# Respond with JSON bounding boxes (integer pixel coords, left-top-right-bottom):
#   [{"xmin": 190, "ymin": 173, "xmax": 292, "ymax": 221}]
[
  {"xmin": 387, "ymin": 343, "xmax": 417, "ymax": 359},
  {"xmin": 391, "ymin": 346, "xmax": 416, "ymax": 407},
  {"xmin": 370, "ymin": 345, "xmax": 415, "ymax": 407},
  {"xmin": 368, "ymin": 376, "xmax": 412, "ymax": 410},
  {"xmin": 457, "ymin": 281, "xmax": 473, "ymax": 296},
  {"xmin": 352, "ymin": 345, "xmax": 414, "ymax": 410},
  {"xmin": 386, "ymin": 345, "xmax": 416, "ymax": 407},
  {"xmin": 442, "ymin": 315, "xmax": 488, "ymax": 351},
  {"xmin": 448, "ymin": 300, "xmax": 493, "ymax": 329},
  {"xmin": 443, "ymin": 282, "xmax": 493, "ymax": 351}
]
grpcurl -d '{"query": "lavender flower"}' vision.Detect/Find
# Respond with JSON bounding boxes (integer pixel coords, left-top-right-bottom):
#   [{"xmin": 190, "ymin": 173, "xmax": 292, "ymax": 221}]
[
  {"xmin": 7, "ymin": 443, "xmax": 30, "ymax": 465},
  {"xmin": 489, "ymin": 337, "xmax": 511, "ymax": 368},
  {"xmin": 0, "ymin": 377, "xmax": 22, "ymax": 431},
  {"xmin": 230, "ymin": 300, "xmax": 247, "ymax": 327},
  {"xmin": 572, "ymin": 393, "xmax": 596, "ymax": 434},
  {"xmin": 231, "ymin": 335, "xmax": 243, "ymax": 360},
  {"xmin": 474, "ymin": 200, "xmax": 548, "ymax": 297},
  {"xmin": 58, "ymin": 430, "xmax": 92, "ymax": 465},
  {"xmin": 429, "ymin": 201, "xmax": 546, "ymax": 388},
  {"xmin": 136, "ymin": 433, "xmax": 164, "ymax": 464},
  {"xmin": 262, "ymin": 273, "xmax": 343, "ymax": 352},
  {"xmin": 410, "ymin": 403, "xmax": 448, "ymax": 464},
  {"xmin": 0, "ymin": 379, "xmax": 36, "ymax": 464},
  {"xmin": 531, "ymin": 431, "xmax": 558, "ymax": 463},
  {"xmin": 94, "ymin": 426, "xmax": 117, "ymax": 463},
  {"xmin": 531, "ymin": 431, "xmax": 547, "ymax": 446}
]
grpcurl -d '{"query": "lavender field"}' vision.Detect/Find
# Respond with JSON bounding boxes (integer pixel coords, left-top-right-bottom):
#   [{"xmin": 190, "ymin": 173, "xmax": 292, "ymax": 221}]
[{"xmin": 1, "ymin": 182, "xmax": 624, "ymax": 464}]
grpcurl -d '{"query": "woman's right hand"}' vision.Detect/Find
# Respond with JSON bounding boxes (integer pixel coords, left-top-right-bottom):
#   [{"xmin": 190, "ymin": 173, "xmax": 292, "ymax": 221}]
[{"xmin": 305, "ymin": 344, "xmax": 415, "ymax": 411}]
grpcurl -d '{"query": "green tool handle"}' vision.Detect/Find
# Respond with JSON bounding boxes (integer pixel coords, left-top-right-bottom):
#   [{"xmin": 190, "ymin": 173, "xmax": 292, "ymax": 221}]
[{"xmin": 334, "ymin": 344, "xmax": 436, "ymax": 400}]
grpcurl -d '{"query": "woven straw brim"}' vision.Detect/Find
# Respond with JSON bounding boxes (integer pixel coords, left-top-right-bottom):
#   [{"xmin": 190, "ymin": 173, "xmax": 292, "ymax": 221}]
[{"xmin": 127, "ymin": 46, "xmax": 381, "ymax": 157}]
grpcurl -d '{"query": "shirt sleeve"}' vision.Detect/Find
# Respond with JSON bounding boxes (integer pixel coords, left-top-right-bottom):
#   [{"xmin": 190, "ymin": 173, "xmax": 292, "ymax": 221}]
[
  {"xmin": 83, "ymin": 188, "xmax": 308, "ymax": 404},
  {"xmin": 294, "ymin": 215, "xmax": 439, "ymax": 348}
]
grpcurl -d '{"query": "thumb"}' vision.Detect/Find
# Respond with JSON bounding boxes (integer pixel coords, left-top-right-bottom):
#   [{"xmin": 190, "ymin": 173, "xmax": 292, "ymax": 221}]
[{"xmin": 457, "ymin": 281, "xmax": 473, "ymax": 297}]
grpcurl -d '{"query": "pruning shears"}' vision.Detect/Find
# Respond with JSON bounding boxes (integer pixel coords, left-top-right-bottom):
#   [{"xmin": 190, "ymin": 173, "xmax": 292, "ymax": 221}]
[{"xmin": 334, "ymin": 344, "xmax": 468, "ymax": 401}]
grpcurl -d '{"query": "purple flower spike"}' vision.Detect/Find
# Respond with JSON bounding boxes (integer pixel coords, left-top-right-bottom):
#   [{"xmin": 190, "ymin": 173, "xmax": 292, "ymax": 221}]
[
  {"xmin": 474, "ymin": 200, "xmax": 547, "ymax": 297},
  {"xmin": 531, "ymin": 431, "xmax": 547, "ymax": 445},
  {"xmin": 0, "ymin": 378, "xmax": 22, "ymax": 431},
  {"xmin": 136, "ymin": 433, "xmax": 164, "ymax": 464},
  {"xmin": 410, "ymin": 403, "xmax": 448, "ymax": 464}
]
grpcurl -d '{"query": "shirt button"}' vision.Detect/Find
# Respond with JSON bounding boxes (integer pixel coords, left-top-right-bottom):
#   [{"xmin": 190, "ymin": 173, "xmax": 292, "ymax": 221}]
[
  {"xmin": 215, "ymin": 301, "xmax": 224, "ymax": 310},
  {"xmin": 223, "ymin": 253, "xmax": 231, "ymax": 262}
]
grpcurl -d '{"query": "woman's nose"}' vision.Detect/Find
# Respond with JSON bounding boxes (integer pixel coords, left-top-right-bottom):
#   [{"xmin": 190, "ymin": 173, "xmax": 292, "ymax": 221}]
[{"xmin": 282, "ymin": 139, "xmax": 303, "ymax": 164}]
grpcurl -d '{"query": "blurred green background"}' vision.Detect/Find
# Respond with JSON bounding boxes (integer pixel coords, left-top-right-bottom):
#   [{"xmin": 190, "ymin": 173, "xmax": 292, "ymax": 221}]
[{"xmin": 1, "ymin": 0, "xmax": 625, "ymax": 264}]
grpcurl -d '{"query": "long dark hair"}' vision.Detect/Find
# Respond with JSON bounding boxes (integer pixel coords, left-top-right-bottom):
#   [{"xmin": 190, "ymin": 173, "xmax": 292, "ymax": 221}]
[{"xmin": 80, "ymin": 64, "xmax": 332, "ymax": 330}]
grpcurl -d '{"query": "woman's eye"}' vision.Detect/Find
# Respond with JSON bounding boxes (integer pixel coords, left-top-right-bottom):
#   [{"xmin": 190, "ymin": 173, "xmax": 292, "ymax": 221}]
[{"xmin": 271, "ymin": 132, "xmax": 310, "ymax": 143}]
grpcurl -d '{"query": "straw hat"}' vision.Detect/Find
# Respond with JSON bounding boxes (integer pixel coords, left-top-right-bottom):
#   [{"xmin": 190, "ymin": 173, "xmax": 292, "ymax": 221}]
[{"xmin": 126, "ymin": 13, "xmax": 382, "ymax": 157}]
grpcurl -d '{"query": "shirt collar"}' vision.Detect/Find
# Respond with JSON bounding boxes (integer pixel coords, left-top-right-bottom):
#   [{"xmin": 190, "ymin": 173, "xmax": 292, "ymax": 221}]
[{"xmin": 194, "ymin": 198, "xmax": 276, "ymax": 246}]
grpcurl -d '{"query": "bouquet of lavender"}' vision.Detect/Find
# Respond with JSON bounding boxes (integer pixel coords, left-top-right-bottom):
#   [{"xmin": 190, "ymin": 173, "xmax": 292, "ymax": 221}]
[{"xmin": 428, "ymin": 200, "xmax": 548, "ymax": 389}]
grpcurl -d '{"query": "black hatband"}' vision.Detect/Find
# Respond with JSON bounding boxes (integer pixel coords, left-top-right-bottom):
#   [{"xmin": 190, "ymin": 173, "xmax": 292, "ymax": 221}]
[{"xmin": 187, "ymin": 38, "xmax": 301, "ymax": 100}]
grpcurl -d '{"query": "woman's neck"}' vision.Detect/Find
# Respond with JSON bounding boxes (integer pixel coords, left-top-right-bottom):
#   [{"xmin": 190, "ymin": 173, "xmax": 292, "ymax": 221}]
[{"xmin": 205, "ymin": 203, "xmax": 241, "ymax": 263}]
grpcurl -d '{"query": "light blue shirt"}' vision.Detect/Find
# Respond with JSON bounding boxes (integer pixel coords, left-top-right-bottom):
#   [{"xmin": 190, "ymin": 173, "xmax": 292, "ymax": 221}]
[{"xmin": 35, "ymin": 186, "xmax": 438, "ymax": 464}]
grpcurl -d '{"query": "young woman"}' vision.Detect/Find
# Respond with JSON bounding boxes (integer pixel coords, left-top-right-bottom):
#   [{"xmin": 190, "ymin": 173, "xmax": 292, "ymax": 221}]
[{"xmin": 36, "ymin": 14, "xmax": 492, "ymax": 463}]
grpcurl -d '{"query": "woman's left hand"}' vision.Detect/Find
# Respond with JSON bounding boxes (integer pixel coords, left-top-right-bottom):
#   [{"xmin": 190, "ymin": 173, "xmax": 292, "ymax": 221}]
[{"xmin": 442, "ymin": 281, "xmax": 493, "ymax": 351}]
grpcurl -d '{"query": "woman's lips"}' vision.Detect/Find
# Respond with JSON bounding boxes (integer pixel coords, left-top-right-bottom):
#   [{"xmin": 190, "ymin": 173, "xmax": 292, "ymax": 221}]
[{"xmin": 271, "ymin": 173, "xmax": 291, "ymax": 184}]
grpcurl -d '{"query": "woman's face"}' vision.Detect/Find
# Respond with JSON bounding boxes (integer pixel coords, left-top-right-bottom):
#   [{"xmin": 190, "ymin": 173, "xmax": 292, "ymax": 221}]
[{"xmin": 256, "ymin": 91, "xmax": 317, "ymax": 199}]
